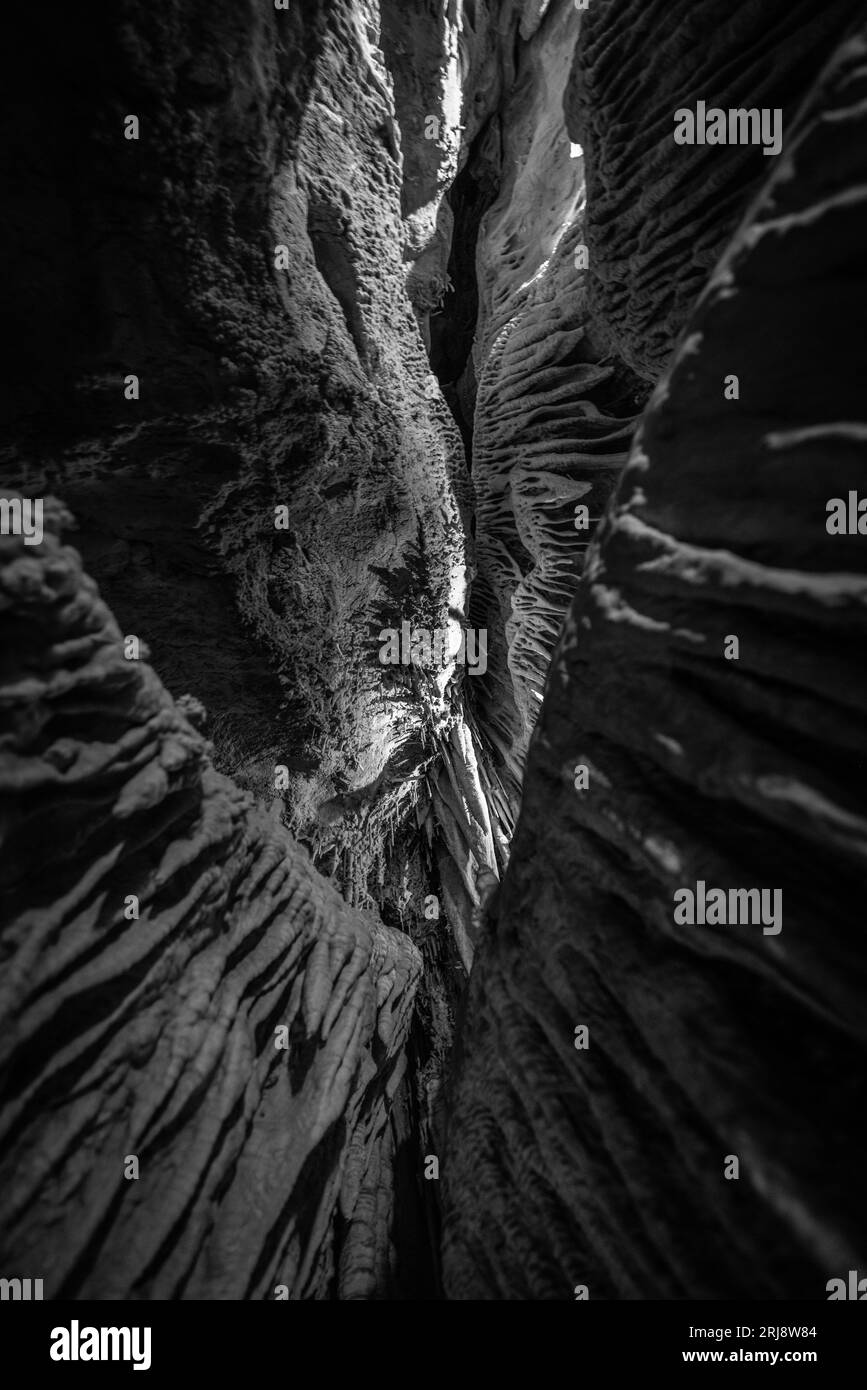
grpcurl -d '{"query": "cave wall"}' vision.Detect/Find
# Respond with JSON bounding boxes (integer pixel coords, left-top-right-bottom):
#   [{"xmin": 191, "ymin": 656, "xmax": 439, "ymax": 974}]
[
  {"xmin": 0, "ymin": 506, "xmax": 421, "ymax": 1298},
  {"xmin": 568, "ymin": 0, "xmax": 863, "ymax": 381},
  {"xmin": 0, "ymin": 0, "xmax": 489, "ymax": 1301},
  {"xmin": 4, "ymin": 0, "xmax": 866, "ymax": 1305},
  {"xmin": 467, "ymin": 0, "xmax": 863, "ymax": 795},
  {"xmin": 0, "ymin": 0, "xmax": 471, "ymax": 851},
  {"xmin": 443, "ymin": 14, "xmax": 867, "ymax": 1299}
]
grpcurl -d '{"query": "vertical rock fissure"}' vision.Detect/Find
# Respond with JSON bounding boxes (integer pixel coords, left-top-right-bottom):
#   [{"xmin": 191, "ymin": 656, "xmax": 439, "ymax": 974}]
[{"xmin": 428, "ymin": 121, "xmax": 502, "ymax": 466}]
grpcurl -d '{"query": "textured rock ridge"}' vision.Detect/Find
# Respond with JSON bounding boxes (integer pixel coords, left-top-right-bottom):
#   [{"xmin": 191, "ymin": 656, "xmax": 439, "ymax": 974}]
[
  {"xmin": 0, "ymin": 506, "xmax": 420, "ymax": 1299},
  {"xmin": 0, "ymin": 1, "xmax": 494, "ymax": 1198},
  {"xmin": 568, "ymin": 0, "xmax": 863, "ymax": 382},
  {"xmin": 0, "ymin": 0, "xmax": 471, "ymax": 857},
  {"xmin": 443, "ymin": 19, "xmax": 867, "ymax": 1300},
  {"xmin": 466, "ymin": 2, "xmax": 643, "ymax": 797},
  {"xmin": 467, "ymin": 0, "xmax": 863, "ymax": 801},
  {"xmin": 4, "ymin": 0, "xmax": 866, "ymax": 1305}
]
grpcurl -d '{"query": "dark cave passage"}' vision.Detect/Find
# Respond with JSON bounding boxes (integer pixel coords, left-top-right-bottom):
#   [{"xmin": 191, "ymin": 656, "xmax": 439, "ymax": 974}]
[{"xmin": 428, "ymin": 122, "xmax": 502, "ymax": 463}]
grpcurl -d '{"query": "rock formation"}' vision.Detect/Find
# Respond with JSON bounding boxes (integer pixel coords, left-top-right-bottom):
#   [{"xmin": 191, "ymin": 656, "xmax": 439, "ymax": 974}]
[
  {"xmin": 0, "ymin": 503, "xmax": 420, "ymax": 1298},
  {"xmin": 443, "ymin": 12, "xmax": 867, "ymax": 1299},
  {"xmin": 2, "ymin": 0, "xmax": 866, "ymax": 1302},
  {"xmin": 568, "ymin": 0, "xmax": 864, "ymax": 382}
]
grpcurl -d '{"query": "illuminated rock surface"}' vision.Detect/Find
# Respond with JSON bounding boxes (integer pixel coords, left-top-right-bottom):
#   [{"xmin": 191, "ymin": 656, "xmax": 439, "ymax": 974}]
[
  {"xmin": 2, "ymin": 0, "xmax": 866, "ymax": 1301},
  {"xmin": 0, "ymin": 509, "xmax": 420, "ymax": 1298},
  {"xmin": 443, "ymin": 20, "xmax": 867, "ymax": 1299}
]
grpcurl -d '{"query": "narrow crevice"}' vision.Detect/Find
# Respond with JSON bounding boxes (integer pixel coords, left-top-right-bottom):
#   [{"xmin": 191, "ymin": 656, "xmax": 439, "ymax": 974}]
[{"xmin": 428, "ymin": 122, "xmax": 501, "ymax": 465}]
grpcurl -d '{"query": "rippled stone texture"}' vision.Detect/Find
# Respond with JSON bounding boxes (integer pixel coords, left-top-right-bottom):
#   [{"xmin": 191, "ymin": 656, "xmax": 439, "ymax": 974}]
[
  {"xmin": 467, "ymin": 3, "xmax": 642, "ymax": 800},
  {"xmin": 467, "ymin": 0, "xmax": 860, "ymax": 804},
  {"xmin": 0, "ymin": 3, "xmax": 483, "ymax": 1278},
  {"xmin": 0, "ymin": 0, "xmax": 469, "ymax": 845},
  {"xmin": 0, "ymin": 508, "xmax": 420, "ymax": 1298},
  {"xmin": 443, "ymin": 23, "xmax": 867, "ymax": 1299},
  {"xmin": 567, "ymin": 0, "xmax": 861, "ymax": 382}
]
